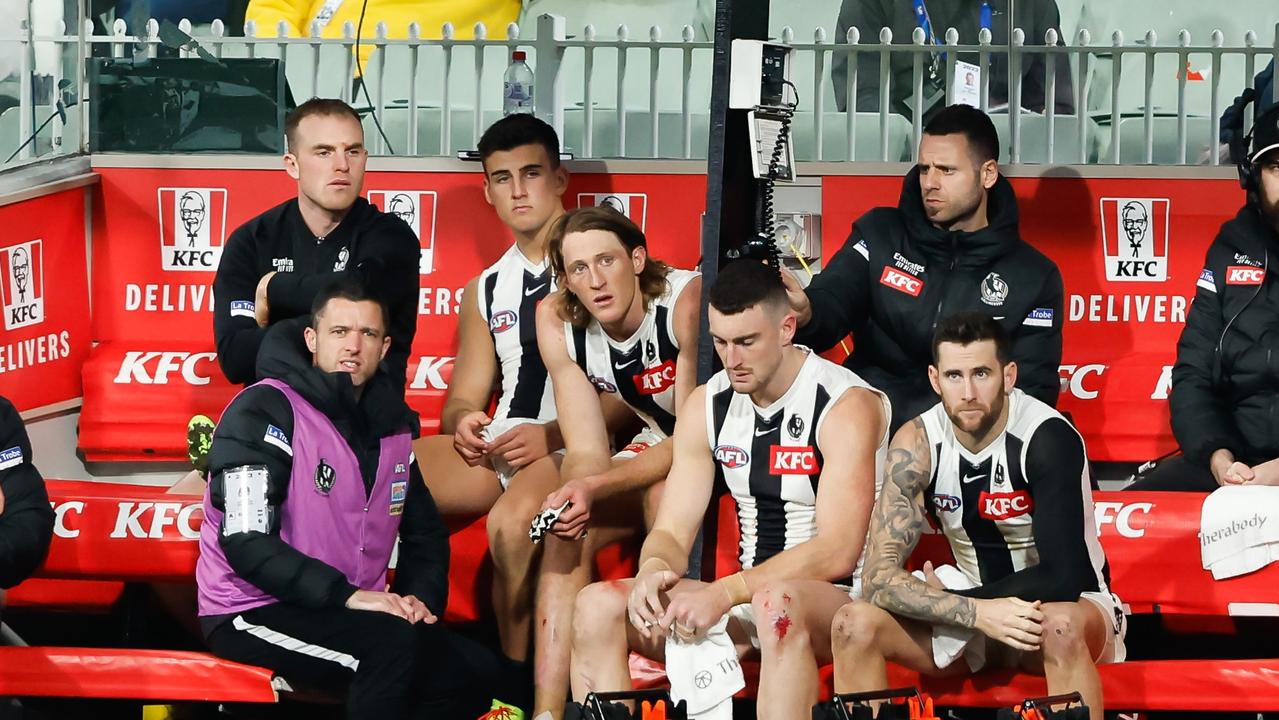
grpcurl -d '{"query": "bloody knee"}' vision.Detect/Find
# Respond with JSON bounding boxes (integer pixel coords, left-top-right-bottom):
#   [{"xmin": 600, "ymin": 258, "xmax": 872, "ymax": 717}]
[
  {"xmin": 751, "ymin": 583, "xmax": 803, "ymax": 648},
  {"xmin": 1041, "ymin": 606, "xmax": 1090, "ymax": 666}
]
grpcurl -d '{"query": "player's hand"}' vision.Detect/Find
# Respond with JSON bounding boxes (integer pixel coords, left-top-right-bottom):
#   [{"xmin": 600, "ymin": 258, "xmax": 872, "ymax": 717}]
[
  {"xmin": 453, "ymin": 411, "xmax": 491, "ymax": 465},
  {"xmin": 779, "ymin": 267, "xmax": 812, "ymax": 328},
  {"xmin": 542, "ymin": 479, "xmax": 595, "ymax": 539},
  {"xmin": 921, "ymin": 561, "xmax": 945, "ymax": 589},
  {"xmin": 253, "ymin": 272, "xmax": 276, "ymax": 328},
  {"xmin": 974, "ymin": 597, "xmax": 1043, "ymax": 652},
  {"xmin": 346, "ymin": 589, "xmax": 418, "ymax": 621},
  {"xmin": 488, "ymin": 422, "xmax": 552, "ymax": 469},
  {"xmin": 0, "ymin": 480, "xmax": 6, "ymax": 516},
  {"xmin": 1223, "ymin": 461, "xmax": 1256, "ymax": 485},
  {"xmin": 659, "ymin": 583, "xmax": 732, "ymax": 642},
  {"xmin": 400, "ymin": 594, "xmax": 438, "ymax": 624},
  {"xmin": 628, "ymin": 569, "xmax": 681, "ymax": 639}
]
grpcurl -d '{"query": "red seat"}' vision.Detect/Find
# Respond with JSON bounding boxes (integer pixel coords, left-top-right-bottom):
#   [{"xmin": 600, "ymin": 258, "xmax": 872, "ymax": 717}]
[{"xmin": 0, "ymin": 647, "xmax": 277, "ymax": 703}]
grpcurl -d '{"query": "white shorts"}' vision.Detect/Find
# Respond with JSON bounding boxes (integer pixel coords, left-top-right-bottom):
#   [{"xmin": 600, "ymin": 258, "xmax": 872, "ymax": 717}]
[
  {"xmin": 613, "ymin": 427, "xmax": 665, "ymax": 461},
  {"xmin": 480, "ymin": 417, "xmax": 562, "ymax": 490}
]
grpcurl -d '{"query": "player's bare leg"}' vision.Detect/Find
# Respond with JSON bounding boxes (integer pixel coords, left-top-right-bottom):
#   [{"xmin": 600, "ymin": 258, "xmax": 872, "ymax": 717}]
[
  {"xmin": 753, "ymin": 580, "xmax": 858, "ymax": 718},
  {"xmin": 414, "ymin": 434, "xmax": 505, "ymax": 515},
  {"xmin": 486, "ymin": 455, "xmax": 565, "ymax": 660},
  {"xmin": 533, "ymin": 483, "xmax": 663, "ymax": 717},
  {"xmin": 830, "ymin": 600, "xmax": 957, "ymax": 692},
  {"xmin": 1019, "ymin": 601, "xmax": 1109, "ymax": 720}
]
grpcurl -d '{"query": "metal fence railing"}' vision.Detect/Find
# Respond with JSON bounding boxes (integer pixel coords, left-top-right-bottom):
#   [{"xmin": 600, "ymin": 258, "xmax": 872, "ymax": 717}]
[{"xmin": 1, "ymin": 13, "xmax": 1275, "ymax": 170}]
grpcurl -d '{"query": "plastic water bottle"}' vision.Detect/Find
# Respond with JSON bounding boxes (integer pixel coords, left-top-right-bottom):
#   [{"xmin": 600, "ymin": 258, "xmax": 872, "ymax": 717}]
[{"xmin": 503, "ymin": 51, "xmax": 534, "ymax": 116}]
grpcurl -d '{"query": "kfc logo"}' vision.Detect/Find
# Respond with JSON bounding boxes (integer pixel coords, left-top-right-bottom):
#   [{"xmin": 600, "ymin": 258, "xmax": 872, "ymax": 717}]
[
  {"xmin": 634, "ymin": 360, "xmax": 676, "ymax": 395},
  {"xmin": 879, "ymin": 267, "xmax": 923, "ymax": 297},
  {"xmin": 368, "ymin": 190, "xmax": 438, "ymax": 275},
  {"xmin": 978, "ymin": 490, "xmax": 1033, "ymax": 520},
  {"xmin": 1100, "ymin": 198, "xmax": 1169, "ymax": 282},
  {"xmin": 112, "ymin": 351, "xmax": 217, "ymax": 385},
  {"xmin": 489, "ymin": 310, "xmax": 518, "ymax": 333},
  {"xmin": 1059, "ymin": 364, "xmax": 1106, "ymax": 400},
  {"xmin": 769, "ymin": 445, "xmax": 818, "ymax": 474},
  {"xmin": 0, "ymin": 239, "xmax": 44, "ymax": 330},
  {"xmin": 1094, "ymin": 501, "xmax": 1152, "ymax": 538},
  {"xmin": 158, "ymin": 188, "xmax": 226, "ymax": 271},
  {"xmin": 577, "ymin": 193, "xmax": 648, "ymax": 230},
  {"xmin": 713, "ymin": 445, "xmax": 749, "ymax": 469},
  {"xmin": 408, "ymin": 355, "xmax": 455, "ymax": 391},
  {"xmin": 1226, "ymin": 265, "xmax": 1265, "ymax": 285}
]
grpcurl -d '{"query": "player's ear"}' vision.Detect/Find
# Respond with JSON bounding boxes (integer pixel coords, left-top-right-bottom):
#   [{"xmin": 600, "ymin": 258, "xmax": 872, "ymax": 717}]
[
  {"xmin": 779, "ymin": 308, "xmax": 796, "ymax": 345},
  {"xmin": 631, "ymin": 245, "xmax": 647, "ymax": 275},
  {"xmin": 980, "ymin": 158, "xmax": 998, "ymax": 190},
  {"xmin": 379, "ymin": 334, "xmax": 391, "ymax": 361},
  {"xmin": 283, "ymin": 151, "xmax": 300, "ymax": 180},
  {"xmin": 1003, "ymin": 360, "xmax": 1018, "ymax": 392},
  {"xmin": 304, "ymin": 326, "xmax": 318, "ymax": 354},
  {"xmin": 928, "ymin": 365, "xmax": 941, "ymax": 396},
  {"xmin": 481, "ymin": 174, "xmax": 495, "ymax": 207}
]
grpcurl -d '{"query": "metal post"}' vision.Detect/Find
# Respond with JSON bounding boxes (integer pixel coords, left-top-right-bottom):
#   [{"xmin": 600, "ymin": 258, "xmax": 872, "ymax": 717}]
[{"xmin": 534, "ymin": 13, "xmax": 567, "ymax": 141}]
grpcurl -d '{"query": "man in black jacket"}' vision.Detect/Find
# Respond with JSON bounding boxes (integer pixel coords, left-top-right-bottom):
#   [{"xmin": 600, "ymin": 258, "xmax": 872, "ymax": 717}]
[
  {"xmin": 212, "ymin": 97, "xmax": 420, "ymax": 388},
  {"xmin": 1132, "ymin": 104, "xmax": 1279, "ymax": 491},
  {"xmin": 0, "ymin": 397, "xmax": 55, "ymax": 600},
  {"xmin": 831, "ymin": 0, "xmax": 1073, "ymax": 121},
  {"xmin": 197, "ymin": 279, "xmax": 506, "ymax": 719},
  {"xmin": 786, "ymin": 104, "xmax": 1063, "ymax": 431}
]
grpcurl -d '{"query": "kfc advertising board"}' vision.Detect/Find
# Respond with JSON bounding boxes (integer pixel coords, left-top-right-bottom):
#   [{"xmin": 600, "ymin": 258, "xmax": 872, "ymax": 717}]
[
  {"xmin": 86, "ymin": 165, "xmax": 705, "ymax": 460},
  {"xmin": 0, "ymin": 188, "xmax": 92, "ymax": 414},
  {"xmin": 823, "ymin": 175, "xmax": 1239, "ymax": 462}
]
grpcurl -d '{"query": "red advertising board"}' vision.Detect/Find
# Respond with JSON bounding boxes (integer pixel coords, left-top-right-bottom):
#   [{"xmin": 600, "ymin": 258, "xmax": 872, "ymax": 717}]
[
  {"xmin": 0, "ymin": 188, "xmax": 92, "ymax": 414},
  {"xmin": 83, "ymin": 166, "xmax": 706, "ymax": 460},
  {"xmin": 822, "ymin": 174, "xmax": 1239, "ymax": 462}
]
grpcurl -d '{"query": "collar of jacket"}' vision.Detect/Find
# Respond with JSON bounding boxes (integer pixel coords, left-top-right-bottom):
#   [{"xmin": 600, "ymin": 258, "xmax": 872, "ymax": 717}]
[
  {"xmin": 896, "ymin": 165, "xmax": 1022, "ymax": 270},
  {"xmin": 254, "ymin": 316, "xmax": 419, "ymax": 439}
]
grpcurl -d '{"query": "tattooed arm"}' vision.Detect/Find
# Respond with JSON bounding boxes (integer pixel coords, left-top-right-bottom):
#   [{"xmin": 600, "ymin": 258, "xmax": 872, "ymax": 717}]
[
  {"xmin": 862, "ymin": 418, "xmax": 978, "ymax": 629},
  {"xmin": 862, "ymin": 416, "xmax": 1047, "ymax": 650}
]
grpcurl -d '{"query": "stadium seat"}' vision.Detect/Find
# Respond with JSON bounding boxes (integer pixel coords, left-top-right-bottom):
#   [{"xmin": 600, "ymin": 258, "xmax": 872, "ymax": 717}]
[
  {"xmin": 1114, "ymin": 115, "xmax": 1216, "ymax": 164},
  {"xmin": 989, "ymin": 112, "xmax": 1106, "ymax": 164}
]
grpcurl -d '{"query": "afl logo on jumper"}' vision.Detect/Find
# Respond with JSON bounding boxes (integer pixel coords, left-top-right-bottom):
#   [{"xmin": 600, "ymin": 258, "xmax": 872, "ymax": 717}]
[
  {"xmin": 713, "ymin": 445, "xmax": 749, "ymax": 469},
  {"xmin": 314, "ymin": 460, "xmax": 336, "ymax": 494},
  {"xmin": 158, "ymin": 188, "xmax": 227, "ymax": 272},
  {"xmin": 368, "ymin": 190, "xmax": 438, "ymax": 275},
  {"xmin": 489, "ymin": 309, "xmax": 518, "ymax": 333},
  {"xmin": 0, "ymin": 239, "xmax": 44, "ymax": 331}
]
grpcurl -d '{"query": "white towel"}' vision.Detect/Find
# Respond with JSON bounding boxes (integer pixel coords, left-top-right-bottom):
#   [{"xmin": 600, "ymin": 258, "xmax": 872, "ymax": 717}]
[
  {"xmin": 914, "ymin": 564, "xmax": 986, "ymax": 672},
  {"xmin": 1200, "ymin": 486, "xmax": 1279, "ymax": 579},
  {"xmin": 664, "ymin": 614, "xmax": 745, "ymax": 720}
]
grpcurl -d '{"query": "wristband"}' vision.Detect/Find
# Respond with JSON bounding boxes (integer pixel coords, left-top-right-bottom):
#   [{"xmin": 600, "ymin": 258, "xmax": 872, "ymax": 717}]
[{"xmin": 717, "ymin": 572, "xmax": 751, "ymax": 606}]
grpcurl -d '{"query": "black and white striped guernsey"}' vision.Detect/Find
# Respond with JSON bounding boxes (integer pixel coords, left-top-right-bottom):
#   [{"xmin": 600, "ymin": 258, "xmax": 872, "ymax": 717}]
[
  {"xmin": 705, "ymin": 350, "xmax": 890, "ymax": 579},
  {"xmin": 920, "ymin": 388, "xmax": 1112, "ymax": 594},
  {"xmin": 566, "ymin": 268, "xmax": 698, "ymax": 438},
  {"xmin": 476, "ymin": 244, "xmax": 557, "ymax": 422}
]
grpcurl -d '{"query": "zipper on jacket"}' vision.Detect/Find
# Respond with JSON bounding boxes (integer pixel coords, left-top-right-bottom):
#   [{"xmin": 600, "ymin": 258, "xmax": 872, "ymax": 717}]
[{"xmin": 931, "ymin": 232, "xmax": 961, "ymax": 332}]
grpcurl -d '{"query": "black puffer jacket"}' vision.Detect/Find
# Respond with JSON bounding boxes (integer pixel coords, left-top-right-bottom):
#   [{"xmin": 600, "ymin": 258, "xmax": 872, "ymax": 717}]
[
  {"xmin": 0, "ymin": 396, "xmax": 54, "ymax": 589},
  {"xmin": 1172, "ymin": 205, "xmax": 1279, "ymax": 468},
  {"xmin": 797, "ymin": 168, "xmax": 1064, "ymax": 431}
]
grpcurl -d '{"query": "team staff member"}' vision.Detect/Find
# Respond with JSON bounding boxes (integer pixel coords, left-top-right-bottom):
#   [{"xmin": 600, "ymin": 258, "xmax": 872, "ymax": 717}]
[
  {"xmin": 532, "ymin": 206, "xmax": 701, "ymax": 717},
  {"xmin": 0, "ymin": 396, "xmax": 55, "ymax": 595},
  {"xmin": 197, "ymin": 280, "xmax": 504, "ymax": 719},
  {"xmin": 1135, "ymin": 104, "xmax": 1279, "ymax": 490},
  {"xmin": 830, "ymin": 313, "xmax": 1124, "ymax": 720},
  {"xmin": 571, "ymin": 262, "xmax": 890, "ymax": 719},
  {"xmin": 213, "ymin": 97, "xmax": 420, "ymax": 387},
  {"xmin": 786, "ymin": 104, "xmax": 1063, "ymax": 431}
]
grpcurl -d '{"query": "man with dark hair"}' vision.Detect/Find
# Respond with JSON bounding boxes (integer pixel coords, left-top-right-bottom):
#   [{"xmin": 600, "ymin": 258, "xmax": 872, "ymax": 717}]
[
  {"xmin": 1133, "ymin": 103, "xmax": 1279, "ymax": 490},
  {"xmin": 786, "ymin": 104, "xmax": 1063, "ymax": 431},
  {"xmin": 571, "ymin": 262, "xmax": 890, "ymax": 719},
  {"xmin": 0, "ymin": 396, "xmax": 55, "ymax": 599},
  {"xmin": 197, "ymin": 278, "xmax": 505, "ymax": 719},
  {"xmin": 530, "ymin": 206, "xmax": 701, "ymax": 717},
  {"xmin": 829, "ymin": 311, "xmax": 1123, "ymax": 720},
  {"xmin": 830, "ymin": 0, "xmax": 1074, "ymax": 120},
  {"xmin": 213, "ymin": 96, "xmax": 420, "ymax": 388},
  {"xmin": 413, "ymin": 113, "xmax": 568, "ymax": 684}
]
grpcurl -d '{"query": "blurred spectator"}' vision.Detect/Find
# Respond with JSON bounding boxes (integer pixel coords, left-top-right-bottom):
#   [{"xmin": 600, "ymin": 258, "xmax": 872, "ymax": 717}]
[
  {"xmin": 831, "ymin": 0, "xmax": 1073, "ymax": 122},
  {"xmin": 1221, "ymin": 59, "xmax": 1275, "ymax": 149}
]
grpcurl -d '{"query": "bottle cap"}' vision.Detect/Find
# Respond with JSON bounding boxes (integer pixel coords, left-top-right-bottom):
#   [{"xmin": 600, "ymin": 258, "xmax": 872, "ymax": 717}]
[{"xmin": 512, "ymin": 50, "xmax": 527, "ymax": 61}]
